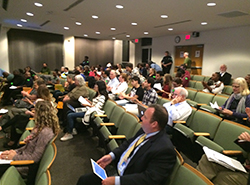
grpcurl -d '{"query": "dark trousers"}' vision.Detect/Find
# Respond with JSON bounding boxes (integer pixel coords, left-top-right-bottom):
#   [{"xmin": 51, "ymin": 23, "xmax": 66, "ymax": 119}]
[{"xmin": 77, "ymin": 173, "xmax": 102, "ymax": 185}]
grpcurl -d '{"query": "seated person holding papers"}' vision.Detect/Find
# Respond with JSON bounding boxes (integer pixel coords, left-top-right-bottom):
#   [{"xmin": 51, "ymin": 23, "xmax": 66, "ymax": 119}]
[
  {"xmin": 108, "ymin": 73, "xmax": 128, "ymax": 100},
  {"xmin": 76, "ymin": 104, "xmax": 176, "ymax": 185},
  {"xmin": 116, "ymin": 76, "xmax": 144, "ymax": 106},
  {"xmin": 197, "ymin": 131, "xmax": 250, "ymax": 185}
]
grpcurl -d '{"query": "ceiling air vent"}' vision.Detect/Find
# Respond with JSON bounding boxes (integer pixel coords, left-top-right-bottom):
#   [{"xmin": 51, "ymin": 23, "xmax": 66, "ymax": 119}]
[
  {"xmin": 154, "ymin": 20, "xmax": 191, "ymax": 28},
  {"xmin": 218, "ymin": 10, "xmax": 249, "ymax": 18}
]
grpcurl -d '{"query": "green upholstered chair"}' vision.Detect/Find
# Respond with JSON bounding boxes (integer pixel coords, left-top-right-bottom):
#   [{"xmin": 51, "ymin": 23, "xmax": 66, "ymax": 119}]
[
  {"xmin": 193, "ymin": 75, "xmax": 205, "ymax": 82},
  {"xmin": 188, "ymin": 80, "xmax": 196, "ymax": 88},
  {"xmin": 195, "ymin": 119, "xmax": 250, "ymax": 157},
  {"xmin": 169, "ymin": 163, "xmax": 213, "ymax": 185},
  {"xmin": 173, "ymin": 110, "xmax": 222, "ymax": 162},
  {"xmin": 199, "ymin": 94, "xmax": 227, "ymax": 113}
]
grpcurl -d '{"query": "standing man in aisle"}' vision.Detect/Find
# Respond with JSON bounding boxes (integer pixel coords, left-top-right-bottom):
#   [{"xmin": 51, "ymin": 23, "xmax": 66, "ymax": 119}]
[
  {"xmin": 161, "ymin": 51, "xmax": 173, "ymax": 74},
  {"xmin": 183, "ymin": 52, "xmax": 192, "ymax": 73},
  {"xmin": 76, "ymin": 104, "xmax": 176, "ymax": 185}
]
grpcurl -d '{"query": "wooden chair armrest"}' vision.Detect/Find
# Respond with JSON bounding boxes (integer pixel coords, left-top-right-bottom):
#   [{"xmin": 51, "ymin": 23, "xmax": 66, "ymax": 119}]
[
  {"xmin": 194, "ymin": 132, "xmax": 210, "ymax": 137},
  {"xmin": 19, "ymin": 141, "xmax": 26, "ymax": 145},
  {"xmin": 222, "ymin": 150, "xmax": 243, "ymax": 155},
  {"xmin": 29, "ymin": 118, "xmax": 34, "ymax": 120},
  {"xmin": 100, "ymin": 123, "xmax": 115, "ymax": 126},
  {"xmin": 26, "ymin": 127, "xmax": 33, "ymax": 131},
  {"xmin": 95, "ymin": 114, "xmax": 107, "ymax": 117},
  {"xmin": 10, "ymin": 160, "xmax": 34, "ymax": 165},
  {"xmin": 109, "ymin": 135, "xmax": 126, "ymax": 139},
  {"xmin": 197, "ymin": 103, "xmax": 207, "ymax": 106},
  {"xmin": 173, "ymin": 120, "xmax": 186, "ymax": 124}
]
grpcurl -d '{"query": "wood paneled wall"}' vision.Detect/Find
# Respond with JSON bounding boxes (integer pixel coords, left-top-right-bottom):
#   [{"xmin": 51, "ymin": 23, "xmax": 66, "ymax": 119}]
[
  {"xmin": 75, "ymin": 37, "xmax": 114, "ymax": 67},
  {"xmin": 7, "ymin": 29, "xmax": 63, "ymax": 72}
]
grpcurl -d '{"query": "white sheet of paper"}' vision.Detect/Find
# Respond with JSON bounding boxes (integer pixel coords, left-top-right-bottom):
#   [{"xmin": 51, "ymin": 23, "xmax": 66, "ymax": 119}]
[
  {"xmin": 203, "ymin": 146, "xmax": 247, "ymax": 173},
  {"xmin": 210, "ymin": 101, "xmax": 219, "ymax": 109},
  {"xmin": 78, "ymin": 96, "xmax": 91, "ymax": 106},
  {"xmin": 0, "ymin": 109, "xmax": 8, "ymax": 114},
  {"xmin": 153, "ymin": 83, "xmax": 162, "ymax": 91},
  {"xmin": 0, "ymin": 152, "xmax": 13, "ymax": 164},
  {"xmin": 9, "ymin": 86, "xmax": 17, "ymax": 89}
]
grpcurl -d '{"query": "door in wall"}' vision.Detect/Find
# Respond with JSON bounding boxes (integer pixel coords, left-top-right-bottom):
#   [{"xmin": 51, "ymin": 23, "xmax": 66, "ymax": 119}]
[
  {"xmin": 142, "ymin": 48, "xmax": 152, "ymax": 63},
  {"xmin": 174, "ymin": 44, "xmax": 204, "ymax": 75}
]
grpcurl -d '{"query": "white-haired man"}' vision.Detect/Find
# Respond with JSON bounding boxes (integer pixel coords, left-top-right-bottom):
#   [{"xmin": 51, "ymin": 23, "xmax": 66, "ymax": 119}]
[
  {"xmin": 219, "ymin": 64, "xmax": 232, "ymax": 85},
  {"xmin": 163, "ymin": 87, "xmax": 192, "ymax": 134},
  {"xmin": 183, "ymin": 52, "xmax": 192, "ymax": 73}
]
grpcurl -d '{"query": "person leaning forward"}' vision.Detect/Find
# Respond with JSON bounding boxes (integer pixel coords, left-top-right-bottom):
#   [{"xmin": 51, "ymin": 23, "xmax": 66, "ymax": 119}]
[{"xmin": 76, "ymin": 104, "xmax": 176, "ymax": 185}]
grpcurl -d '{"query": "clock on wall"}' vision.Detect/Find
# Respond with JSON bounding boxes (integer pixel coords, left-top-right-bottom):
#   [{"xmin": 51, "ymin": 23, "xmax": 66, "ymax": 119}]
[{"xmin": 175, "ymin": 36, "xmax": 181, "ymax": 43}]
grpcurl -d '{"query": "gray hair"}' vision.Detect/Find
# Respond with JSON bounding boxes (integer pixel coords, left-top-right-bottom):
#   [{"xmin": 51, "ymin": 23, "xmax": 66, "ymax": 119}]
[
  {"xmin": 175, "ymin": 87, "xmax": 188, "ymax": 98},
  {"xmin": 184, "ymin": 52, "xmax": 189, "ymax": 56},
  {"xmin": 75, "ymin": 75, "xmax": 85, "ymax": 86}
]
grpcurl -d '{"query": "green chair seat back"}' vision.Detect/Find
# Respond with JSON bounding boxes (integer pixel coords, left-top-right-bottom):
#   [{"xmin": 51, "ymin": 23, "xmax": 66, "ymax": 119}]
[
  {"xmin": 188, "ymin": 80, "xmax": 196, "ymax": 88},
  {"xmin": 193, "ymin": 92, "xmax": 214, "ymax": 105},
  {"xmin": 116, "ymin": 112, "xmax": 139, "ymax": 140},
  {"xmin": 157, "ymin": 97, "xmax": 171, "ymax": 105},
  {"xmin": 102, "ymin": 100, "xmax": 116, "ymax": 118},
  {"xmin": 213, "ymin": 120, "xmax": 250, "ymax": 155},
  {"xmin": 194, "ymin": 81, "xmax": 204, "ymax": 90},
  {"xmin": 107, "ymin": 139, "xmax": 119, "ymax": 151},
  {"xmin": 222, "ymin": 85, "xmax": 233, "ymax": 95},
  {"xmin": 187, "ymin": 89, "xmax": 197, "ymax": 100},
  {"xmin": 35, "ymin": 143, "xmax": 56, "ymax": 183},
  {"xmin": 109, "ymin": 106, "xmax": 126, "ymax": 128},
  {"xmin": 203, "ymin": 76, "xmax": 211, "ymax": 82},
  {"xmin": 193, "ymin": 75, "xmax": 205, "ymax": 82},
  {"xmin": 88, "ymin": 88, "xmax": 96, "ymax": 101},
  {"xmin": 0, "ymin": 166, "xmax": 26, "ymax": 185},
  {"xmin": 212, "ymin": 94, "xmax": 227, "ymax": 106},
  {"xmin": 170, "ymin": 163, "xmax": 213, "ymax": 185},
  {"xmin": 195, "ymin": 136, "xmax": 224, "ymax": 153},
  {"xmin": 189, "ymin": 110, "xmax": 222, "ymax": 139}
]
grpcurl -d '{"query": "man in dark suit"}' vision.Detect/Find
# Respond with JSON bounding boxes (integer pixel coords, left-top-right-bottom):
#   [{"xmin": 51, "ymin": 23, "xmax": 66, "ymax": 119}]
[
  {"xmin": 219, "ymin": 64, "xmax": 232, "ymax": 85},
  {"xmin": 76, "ymin": 104, "xmax": 176, "ymax": 185}
]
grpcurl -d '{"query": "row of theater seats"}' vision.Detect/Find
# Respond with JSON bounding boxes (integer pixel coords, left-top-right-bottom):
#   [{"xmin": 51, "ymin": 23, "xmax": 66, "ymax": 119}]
[
  {"xmin": 186, "ymin": 89, "xmax": 228, "ymax": 112},
  {"xmin": 0, "ymin": 119, "xmax": 57, "ymax": 185},
  {"xmin": 172, "ymin": 108, "xmax": 250, "ymax": 163},
  {"xmin": 188, "ymin": 80, "xmax": 233, "ymax": 95},
  {"xmin": 190, "ymin": 74, "xmax": 234, "ymax": 86}
]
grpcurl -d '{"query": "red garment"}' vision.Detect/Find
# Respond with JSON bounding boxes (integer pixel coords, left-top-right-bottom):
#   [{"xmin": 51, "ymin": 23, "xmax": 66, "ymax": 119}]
[
  {"xmin": 162, "ymin": 84, "xmax": 171, "ymax": 98},
  {"xmin": 182, "ymin": 70, "xmax": 190, "ymax": 87}
]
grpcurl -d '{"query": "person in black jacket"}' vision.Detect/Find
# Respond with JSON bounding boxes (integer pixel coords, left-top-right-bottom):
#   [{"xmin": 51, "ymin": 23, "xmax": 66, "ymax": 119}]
[
  {"xmin": 161, "ymin": 51, "xmax": 173, "ymax": 74},
  {"xmin": 76, "ymin": 104, "xmax": 176, "ymax": 185},
  {"xmin": 219, "ymin": 64, "xmax": 232, "ymax": 85}
]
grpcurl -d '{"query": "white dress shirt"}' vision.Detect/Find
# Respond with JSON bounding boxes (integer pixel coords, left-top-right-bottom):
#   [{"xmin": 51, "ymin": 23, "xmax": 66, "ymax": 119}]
[
  {"xmin": 203, "ymin": 80, "xmax": 224, "ymax": 94},
  {"xmin": 111, "ymin": 81, "xmax": 128, "ymax": 95},
  {"xmin": 107, "ymin": 77, "xmax": 119, "ymax": 89},
  {"xmin": 163, "ymin": 100, "xmax": 192, "ymax": 127}
]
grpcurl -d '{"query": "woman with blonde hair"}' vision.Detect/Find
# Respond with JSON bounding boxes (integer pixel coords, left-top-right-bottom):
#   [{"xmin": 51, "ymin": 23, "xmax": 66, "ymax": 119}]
[
  {"xmin": 219, "ymin": 77, "xmax": 250, "ymax": 123},
  {"xmin": 0, "ymin": 101, "xmax": 59, "ymax": 180},
  {"xmin": 162, "ymin": 74, "xmax": 173, "ymax": 98}
]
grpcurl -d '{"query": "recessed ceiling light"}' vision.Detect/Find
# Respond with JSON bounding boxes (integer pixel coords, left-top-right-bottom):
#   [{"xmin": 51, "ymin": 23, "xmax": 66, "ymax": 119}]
[
  {"xmin": 96, "ymin": 32, "xmax": 100, "ymax": 34},
  {"xmin": 64, "ymin": 27, "xmax": 69, "ymax": 30},
  {"xmin": 201, "ymin": 22, "xmax": 207, "ymax": 25},
  {"xmin": 34, "ymin": 2, "xmax": 43, "ymax": 7},
  {"xmin": 92, "ymin": 15, "xmax": 98, "ymax": 19},
  {"xmin": 76, "ymin": 22, "xmax": 81, "ymax": 25},
  {"xmin": 111, "ymin": 28, "xmax": 116, "ymax": 31},
  {"xmin": 17, "ymin": 24, "xmax": 22, "ymax": 27},
  {"xmin": 116, "ymin": 5, "xmax": 123, "ymax": 9},
  {"xmin": 131, "ymin": 22, "xmax": 137, "ymax": 26},
  {"xmin": 168, "ymin": 28, "xmax": 173, "ymax": 31},
  {"xmin": 144, "ymin": 32, "xmax": 149, "ymax": 35},
  {"xmin": 126, "ymin": 35, "xmax": 130, "ymax": 38},
  {"xmin": 161, "ymin": 15, "xmax": 168, "ymax": 18},
  {"xmin": 21, "ymin": 19, "xmax": 27, "ymax": 22},
  {"xmin": 112, "ymin": 37, "xmax": 116, "ymax": 40},
  {"xmin": 207, "ymin": 3, "xmax": 216, "ymax": 6},
  {"xmin": 26, "ymin": 12, "xmax": 34, "ymax": 16},
  {"xmin": 84, "ymin": 34, "xmax": 88, "ymax": 37}
]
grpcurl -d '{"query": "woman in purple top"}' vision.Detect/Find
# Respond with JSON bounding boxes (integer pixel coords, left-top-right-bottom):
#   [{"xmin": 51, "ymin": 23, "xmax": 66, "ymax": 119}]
[{"xmin": 219, "ymin": 77, "xmax": 250, "ymax": 123}]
